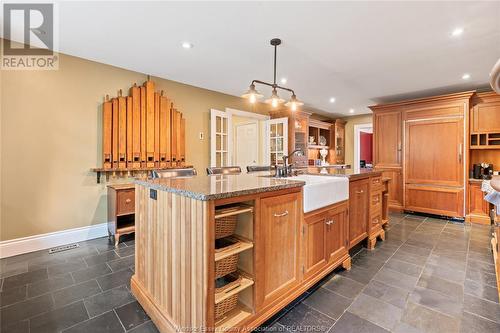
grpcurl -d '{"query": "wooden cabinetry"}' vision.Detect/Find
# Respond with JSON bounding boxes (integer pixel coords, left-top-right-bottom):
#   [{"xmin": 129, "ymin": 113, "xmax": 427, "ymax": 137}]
[
  {"xmin": 107, "ymin": 184, "xmax": 135, "ymax": 247},
  {"xmin": 256, "ymin": 192, "xmax": 301, "ymax": 309},
  {"xmin": 466, "ymin": 181, "xmax": 491, "ymax": 224},
  {"xmin": 271, "ymin": 110, "xmax": 310, "ymax": 167},
  {"xmin": 371, "ymin": 108, "xmax": 404, "ymax": 211},
  {"xmin": 371, "ymin": 91, "xmax": 473, "ymax": 218},
  {"xmin": 303, "ymin": 201, "xmax": 349, "ymax": 279},
  {"xmin": 348, "ymin": 179, "xmax": 369, "ymax": 248},
  {"xmin": 329, "ymin": 119, "xmax": 346, "ymax": 164}
]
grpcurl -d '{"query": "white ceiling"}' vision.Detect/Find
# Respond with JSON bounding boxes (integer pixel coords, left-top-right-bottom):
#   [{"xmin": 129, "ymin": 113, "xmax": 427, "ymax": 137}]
[{"xmin": 5, "ymin": 1, "xmax": 500, "ymax": 116}]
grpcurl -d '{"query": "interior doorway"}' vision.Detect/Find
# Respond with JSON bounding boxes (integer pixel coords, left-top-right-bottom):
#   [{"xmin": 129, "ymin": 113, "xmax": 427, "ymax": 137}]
[
  {"xmin": 235, "ymin": 122, "xmax": 259, "ymax": 170},
  {"xmin": 354, "ymin": 123, "xmax": 373, "ymax": 173}
]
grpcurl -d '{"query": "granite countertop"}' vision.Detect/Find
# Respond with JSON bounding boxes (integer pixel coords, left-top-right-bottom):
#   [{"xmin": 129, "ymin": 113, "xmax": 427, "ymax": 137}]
[
  {"xmin": 135, "ymin": 174, "xmax": 305, "ymax": 201},
  {"xmin": 305, "ymin": 167, "xmax": 383, "ymax": 180}
]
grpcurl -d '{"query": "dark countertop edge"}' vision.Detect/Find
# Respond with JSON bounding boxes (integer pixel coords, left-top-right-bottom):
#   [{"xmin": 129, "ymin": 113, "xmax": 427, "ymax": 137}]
[
  {"xmin": 134, "ymin": 179, "xmax": 304, "ymax": 201},
  {"xmin": 344, "ymin": 170, "xmax": 383, "ymax": 181}
]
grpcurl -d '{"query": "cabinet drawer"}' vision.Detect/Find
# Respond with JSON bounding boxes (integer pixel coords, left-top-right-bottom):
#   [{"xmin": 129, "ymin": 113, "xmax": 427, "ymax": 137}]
[
  {"xmin": 371, "ymin": 214, "xmax": 382, "ymax": 228},
  {"xmin": 371, "ymin": 176, "xmax": 383, "ymax": 191},
  {"xmin": 370, "ymin": 191, "xmax": 382, "ymax": 210},
  {"xmin": 117, "ymin": 189, "xmax": 135, "ymax": 215}
]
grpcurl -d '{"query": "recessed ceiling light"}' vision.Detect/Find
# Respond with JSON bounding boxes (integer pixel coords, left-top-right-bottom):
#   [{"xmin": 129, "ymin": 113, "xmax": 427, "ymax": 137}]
[
  {"xmin": 329, "ymin": 97, "xmax": 336, "ymax": 103},
  {"xmin": 451, "ymin": 27, "xmax": 464, "ymax": 37},
  {"xmin": 280, "ymin": 78, "xmax": 287, "ymax": 84},
  {"xmin": 181, "ymin": 42, "xmax": 193, "ymax": 49},
  {"xmin": 462, "ymin": 73, "xmax": 471, "ymax": 80},
  {"xmin": 349, "ymin": 109, "xmax": 355, "ymax": 114}
]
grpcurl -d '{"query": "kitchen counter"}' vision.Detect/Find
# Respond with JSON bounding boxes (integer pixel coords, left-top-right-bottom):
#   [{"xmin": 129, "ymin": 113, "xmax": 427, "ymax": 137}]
[
  {"xmin": 305, "ymin": 167, "xmax": 383, "ymax": 180},
  {"xmin": 134, "ymin": 173, "xmax": 304, "ymax": 201}
]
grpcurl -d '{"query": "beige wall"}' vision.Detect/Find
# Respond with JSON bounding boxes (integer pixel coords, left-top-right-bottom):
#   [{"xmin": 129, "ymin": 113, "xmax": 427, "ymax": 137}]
[
  {"xmin": 342, "ymin": 114, "xmax": 373, "ymax": 168},
  {"xmin": 0, "ymin": 52, "xmax": 270, "ymax": 241}
]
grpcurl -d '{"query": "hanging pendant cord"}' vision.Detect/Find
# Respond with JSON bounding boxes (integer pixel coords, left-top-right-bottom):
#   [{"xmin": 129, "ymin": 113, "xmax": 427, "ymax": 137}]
[{"xmin": 273, "ymin": 44, "xmax": 277, "ymax": 86}]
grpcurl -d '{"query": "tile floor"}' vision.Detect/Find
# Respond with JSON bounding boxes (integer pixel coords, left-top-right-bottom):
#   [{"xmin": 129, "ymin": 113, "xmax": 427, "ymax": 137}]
[{"xmin": 0, "ymin": 213, "xmax": 499, "ymax": 333}]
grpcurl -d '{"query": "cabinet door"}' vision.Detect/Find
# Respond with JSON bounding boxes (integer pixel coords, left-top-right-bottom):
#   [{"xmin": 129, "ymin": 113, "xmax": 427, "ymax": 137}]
[
  {"xmin": 257, "ymin": 192, "xmax": 301, "ymax": 309},
  {"xmin": 472, "ymin": 101, "xmax": 500, "ymax": 132},
  {"xmin": 335, "ymin": 124, "xmax": 345, "ymax": 164},
  {"xmin": 405, "ymin": 117, "xmax": 464, "ymax": 187},
  {"xmin": 373, "ymin": 110, "xmax": 401, "ymax": 168},
  {"xmin": 468, "ymin": 183, "xmax": 490, "ymax": 217},
  {"xmin": 326, "ymin": 208, "xmax": 348, "ymax": 264},
  {"xmin": 303, "ymin": 211, "xmax": 328, "ymax": 279},
  {"xmin": 348, "ymin": 179, "xmax": 369, "ymax": 248},
  {"xmin": 377, "ymin": 168, "xmax": 403, "ymax": 210}
]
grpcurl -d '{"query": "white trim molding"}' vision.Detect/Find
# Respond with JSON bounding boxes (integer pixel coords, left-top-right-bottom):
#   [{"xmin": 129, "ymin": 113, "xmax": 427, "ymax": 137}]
[
  {"xmin": 225, "ymin": 108, "xmax": 270, "ymax": 120},
  {"xmin": 353, "ymin": 123, "xmax": 373, "ymax": 173},
  {"xmin": 0, "ymin": 223, "xmax": 108, "ymax": 259}
]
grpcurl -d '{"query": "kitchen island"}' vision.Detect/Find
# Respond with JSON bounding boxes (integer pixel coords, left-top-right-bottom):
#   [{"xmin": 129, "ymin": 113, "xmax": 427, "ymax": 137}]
[{"xmin": 132, "ymin": 170, "xmax": 388, "ymax": 333}]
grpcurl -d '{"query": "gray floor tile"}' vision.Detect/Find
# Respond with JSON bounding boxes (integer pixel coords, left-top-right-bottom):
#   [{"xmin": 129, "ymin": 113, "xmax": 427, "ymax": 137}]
[
  {"xmin": 96, "ymin": 268, "xmax": 133, "ymax": 291},
  {"xmin": 463, "ymin": 294, "xmax": 500, "ymax": 323},
  {"xmin": 468, "ymin": 250, "xmax": 494, "ymax": 264},
  {"xmin": 2, "ymin": 269, "xmax": 48, "ymax": 289},
  {"xmin": 0, "ymin": 294, "xmax": 54, "ymax": 327},
  {"xmin": 53, "ymin": 279, "xmax": 102, "ymax": 308},
  {"xmin": 115, "ymin": 301, "xmax": 150, "ymax": 330},
  {"xmin": 29, "ymin": 300, "xmax": 89, "ymax": 333},
  {"xmin": 347, "ymin": 293, "xmax": 403, "ymax": 331},
  {"xmin": 84, "ymin": 285, "xmax": 135, "ymax": 317},
  {"xmin": 129, "ymin": 321, "xmax": 159, "ymax": 333},
  {"xmin": 84, "ymin": 251, "xmax": 120, "ymax": 267},
  {"xmin": 107, "ymin": 255, "xmax": 135, "ymax": 272},
  {"xmin": 338, "ymin": 266, "xmax": 376, "ymax": 285},
  {"xmin": 391, "ymin": 250, "xmax": 428, "ymax": 267},
  {"xmin": 384, "ymin": 258, "xmax": 423, "ymax": 278},
  {"xmin": 1, "ymin": 320, "xmax": 29, "ymax": 333},
  {"xmin": 278, "ymin": 303, "xmax": 335, "ymax": 332},
  {"xmin": 329, "ymin": 311, "xmax": 389, "ymax": 333},
  {"xmin": 72, "ymin": 263, "xmax": 113, "ymax": 284},
  {"xmin": 467, "ymin": 259, "xmax": 496, "ymax": 276},
  {"xmin": 427, "ymin": 254, "xmax": 466, "ymax": 272},
  {"xmin": 461, "ymin": 311, "xmax": 500, "ymax": 333},
  {"xmin": 398, "ymin": 244, "xmax": 433, "ymax": 257},
  {"xmin": 322, "ymin": 275, "xmax": 365, "ymax": 299},
  {"xmin": 351, "ymin": 254, "xmax": 386, "ymax": 271},
  {"xmin": 362, "ymin": 280, "xmax": 409, "ymax": 309},
  {"xmin": 401, "ymin": 301, "xmax": 460, "ymax": 333},
  {"xmin": 465, "ymin": 279, "xmax": 499, "ymax": 303},
  {"xmin": 62, "ymin": 310, "xmax": 125, "ymax": 333},
  {"xmin": 409, "ymin": 286, "xmax": 463, "ymax": 318},
  {"xmin": 423, "ymin": 263, "xmax": 466, "ymax": 284},
  {"xmin": 48, "ymin": 259, "xmax": 87, "ymax": 277},
  {"xmin": 303, "ymin": 287, "xmax": 351, "ymax": 320},
  {"xmin": 115, "ymin": 246, "xmax": 135, "ymax": 258},
  {"xmin": 373, "ymin": 267, "xmax": 419, "ymax": 291},
  {"xmin": 417, "ymin": 272, "xmax": 463, "ymax": 301},
  {"xmin": 27, "ymin": 273, "xmax": 74, "ymax": 297},
  {"xmin": 0, "ymin": 285, "xmax": 27, "ymax": 307},
  {"xmin": 466, "ymin": 269, "xmax": 498, "ymax": 288},
  {"xmin": 1, "ymin": 262, "xmax": 29, "ymax": 279}
]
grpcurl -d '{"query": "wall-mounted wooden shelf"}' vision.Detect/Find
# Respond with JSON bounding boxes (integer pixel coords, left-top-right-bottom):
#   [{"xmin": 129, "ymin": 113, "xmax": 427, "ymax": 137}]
[
  {"xmin": 308, "ymin": 144, "xmax": 329, "ymax": 150},
  {"xmin": 91, "ymin": 165, "xmax": 192, "ymax": 183}
]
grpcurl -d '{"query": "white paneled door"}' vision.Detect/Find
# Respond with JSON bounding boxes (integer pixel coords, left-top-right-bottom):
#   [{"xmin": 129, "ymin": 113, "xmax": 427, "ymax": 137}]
[{"xmin": 210, "ymin": 109, "xmax": 232, "ymax": 167}]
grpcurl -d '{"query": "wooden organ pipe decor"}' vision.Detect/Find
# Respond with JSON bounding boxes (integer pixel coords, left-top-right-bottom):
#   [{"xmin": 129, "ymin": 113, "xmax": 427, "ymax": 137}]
[{"xmin": 93, "ymin": 79, "xmax": 188, "ymax": 183}]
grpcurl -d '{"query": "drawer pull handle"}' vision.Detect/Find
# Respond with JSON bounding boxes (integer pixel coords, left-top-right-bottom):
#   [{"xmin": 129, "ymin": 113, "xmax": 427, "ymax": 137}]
[
  {"xmin": 326, "ymin": 220, "xmax": 334, "ymax": 225},
  {"xmin": 125, "ymin": 199, "xmax": 132, "ymax": 204},
  {"xmin": 373, "ymin": 218, "xmax": 379, "ymax": 224},
  {"xmin": 274, "ymin": 210, "xmax": 289, "ymax": 218},
  {"xmin": 356, "ymin": 190, "xmax": 364, "ymax": 194}
]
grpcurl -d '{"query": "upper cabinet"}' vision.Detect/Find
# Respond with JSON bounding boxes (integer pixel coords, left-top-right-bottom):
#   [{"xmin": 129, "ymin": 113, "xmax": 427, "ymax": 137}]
[
  {"xmin": 272, "ymin": 110, "xmax": 310, "ymax": 167},
  {"xmin": 371, "ymin": 109, "xmax": 402, "ymax": 168},
  {"xmin": 470, "ymin": 91, "xmax": 500, "ymax": 149},
  {"xmin": 330, "ymin": 119, "xmax": 346, "ymax": 165}
]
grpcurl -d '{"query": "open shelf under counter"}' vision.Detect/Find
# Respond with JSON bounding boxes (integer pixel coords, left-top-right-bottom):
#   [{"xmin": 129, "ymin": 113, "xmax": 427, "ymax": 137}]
[
  {"xmin": 215, "ymin": 303, "xmax": 253, "ymax": 332},
  {"xmin": 214, "ymin": 236, "xmax": 254, "ymax": 262},
  {"xmin": 215, "ymin": 275, "xmax": 254, "ymax": 304},
  {"xmin": 215, "ymin": 204, "xmax": 254, "ymax": 219}
]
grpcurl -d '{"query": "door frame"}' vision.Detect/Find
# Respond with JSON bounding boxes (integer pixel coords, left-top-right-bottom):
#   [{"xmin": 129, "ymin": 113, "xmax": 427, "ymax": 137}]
[{"xmin": 353, "ymin": 123, "xmax": 373, "ymax": 173}]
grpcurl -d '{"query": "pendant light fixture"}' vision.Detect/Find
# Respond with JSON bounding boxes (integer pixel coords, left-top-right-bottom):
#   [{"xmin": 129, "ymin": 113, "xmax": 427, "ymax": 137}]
[{"xmin": 242, "ymin": 38, "xmax": 304, "ymax": 111}]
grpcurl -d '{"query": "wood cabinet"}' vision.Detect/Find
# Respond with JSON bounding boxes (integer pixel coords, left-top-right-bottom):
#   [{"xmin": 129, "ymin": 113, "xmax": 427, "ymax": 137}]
[
  {"xmin": 272, "ymin": 110, "xmax": 310, "ymax": 167},
  {"xmin": 466, "ymin": 181, "xmax": 491, "ymax": 224},
  {"xmin": 371, "ymin": 91, "xmax": 474, "ymax": 218},
  {"xmin": 471, "ymin": 92, "xmax": 500, "ymax": 133},
  {"xmin": 256, "ymin": 192, "xmax": 301, "ymax": 308},
  {"xmin": 107, "ymin": 184, "xmax": 135, "ymax": 247},
  {"xmin": 348, "ymin": 179, "xmax": 369, "ymax": 248},
  {"xmin": 303, "ymin": 201, "xmax": 348, "ymax": 279},
  {"xmin": 329, "ymin": 119, "xmax": 346, "ymax": 164},
  {"xmin": 371, "ymin": 108, "xmax": 404, "ymax": 211}
]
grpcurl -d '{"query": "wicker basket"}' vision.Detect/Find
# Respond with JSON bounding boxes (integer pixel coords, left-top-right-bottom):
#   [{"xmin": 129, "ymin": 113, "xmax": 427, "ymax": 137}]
[
  {"xmin": 215, "ymin": 215, "xmax": 237, "ymax": 239},
  {"xmin": 215, "ymin": 238, "xmax": 240, "ymax": 279},
  {"xmin": 215, "ymin": 273, "xmax": 242, "ymax": 319}
]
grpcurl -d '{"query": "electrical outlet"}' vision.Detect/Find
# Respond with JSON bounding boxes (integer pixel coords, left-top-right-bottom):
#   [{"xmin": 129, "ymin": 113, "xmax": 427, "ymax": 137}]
[{"xmin": 199, "ymin": 132, "xmax": 204, "ymax": 140}]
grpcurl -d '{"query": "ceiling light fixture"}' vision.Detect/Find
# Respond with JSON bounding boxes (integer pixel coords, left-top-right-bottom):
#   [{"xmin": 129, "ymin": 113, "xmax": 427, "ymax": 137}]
[
  {"xmin": 280, "ymin": 78, "xmax": 287, "ymax": 84},
  {"xmin": 329, "ymin": 97, "xmax": 336, "ymax": 103},
  {"xmin": 242, "ymin": 38, "xmax": 303, "ymax": 110},
  {"xmin": 462, "ymin": 73, "xmax": 471, "ymax": 80},
  {"xmin": 349, "ymin": 109, "xmax": 355, "ymax": 114},
  {"xmin": 181, "ymin": 42, "xmax": 193, "ymax": 49},
  {"xmin": 451, "ymin": 27, "xmax": 464, "ymax": 37}
]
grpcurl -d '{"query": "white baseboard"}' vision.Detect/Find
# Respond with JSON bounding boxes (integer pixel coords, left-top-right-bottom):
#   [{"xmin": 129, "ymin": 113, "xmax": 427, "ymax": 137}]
[{"xmin": 0, "ymin": 223, "xmax": 109, "ymax": 259}]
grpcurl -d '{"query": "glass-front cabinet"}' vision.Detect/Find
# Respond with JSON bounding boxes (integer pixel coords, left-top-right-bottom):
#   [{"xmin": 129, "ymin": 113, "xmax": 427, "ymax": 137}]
[{"xmin": 267, "ymin": 118, "xmax": 288, "ymax": 166}]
